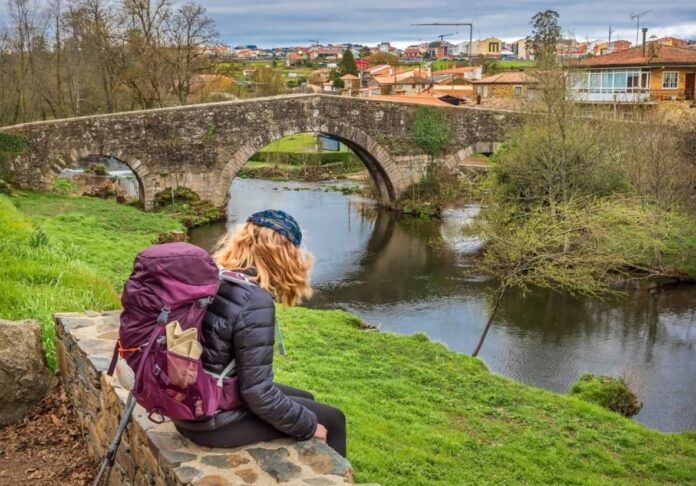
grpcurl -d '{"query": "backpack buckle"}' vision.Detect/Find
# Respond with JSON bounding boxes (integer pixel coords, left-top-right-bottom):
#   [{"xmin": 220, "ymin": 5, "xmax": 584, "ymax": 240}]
[
  {"xmin": 197, "ymin": 297, "xmax": 214, "ymax": 308},
  {"xmin": 157, "ymin": 308, "xmax": 171, "ymax": 324}
]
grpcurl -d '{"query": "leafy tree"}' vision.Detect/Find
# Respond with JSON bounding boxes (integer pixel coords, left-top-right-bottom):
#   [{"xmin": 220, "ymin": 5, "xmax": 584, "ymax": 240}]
[
  {"xmin": 489, "ymin": 118, "xmax": 628, "ymax": 213},
  {"xmin": 359, "ymin": 46, "xmax": 371, "ymax": 58},
  {"xmin": 411, "ymin": 107, "xmax": 450, "ymax": 164},
  {"xmin": 253, "ymin": 67, "xmax": 286, "ymax": 96},
  {"xmin": 469, "ymin": 197, "xmax": 637, "ymax": 356},
  {"xmin": 468, "ymin": 64, "xmax": 696, "ymax": 357},
  {"xmin": 338, "ymin": 49, "xmax": 358, "ymax": 76},
  {"xmin": 527, "ymin": 10, "xmax": 561, "ymax": 65},
  {"xmin": 367, "ymin": 52, "xmax": 399, "ymax": 66},
  {"xmin": 330, "ymin": 69, "xmax": 344, "ymax": 89},
  {"xmin": 406, "ymin": 107, "xmax": 452, "ymax": 208}
]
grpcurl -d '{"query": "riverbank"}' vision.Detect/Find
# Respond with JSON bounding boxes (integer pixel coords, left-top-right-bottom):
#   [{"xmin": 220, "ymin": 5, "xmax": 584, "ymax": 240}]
[
  {"xmin": 236, "ymin": 132, "xmax": 368, "ymax": 183},
  {"xmin": 1, "ymin": 191, "xmax": 695, "ymax": 483}
]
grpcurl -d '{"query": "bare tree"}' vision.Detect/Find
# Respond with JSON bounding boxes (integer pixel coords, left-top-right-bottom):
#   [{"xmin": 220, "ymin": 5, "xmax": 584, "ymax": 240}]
[{"xmin": 165, "ymin": 2, "xmax": 217, "ymax": 104}]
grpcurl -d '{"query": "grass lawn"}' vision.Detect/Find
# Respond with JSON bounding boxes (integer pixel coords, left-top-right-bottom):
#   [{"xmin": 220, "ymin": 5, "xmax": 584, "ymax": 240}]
[
  {"xmin": 1, "ymin": 192, "xmax": 182, "ymax": 365},
  {"xmin": 1, "ymin": 192, "xmax": 695, "ymax": 484},
  {"xmin": 494, "ymin": 59, "xmax": 536, "ymax": 69},
  {"xmin": 12, "ymin": 192, "xmax": 183, "ymax": 286},
  {"xmin": 260, "ymin": 133, "xmax": 351, "ymax": 153}
]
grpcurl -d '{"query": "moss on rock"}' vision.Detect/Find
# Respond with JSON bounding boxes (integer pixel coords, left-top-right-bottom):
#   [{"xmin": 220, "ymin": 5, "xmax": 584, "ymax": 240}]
[{"xmin": 570, "ymin": 373, "xmax": 643, "ymax": 417}]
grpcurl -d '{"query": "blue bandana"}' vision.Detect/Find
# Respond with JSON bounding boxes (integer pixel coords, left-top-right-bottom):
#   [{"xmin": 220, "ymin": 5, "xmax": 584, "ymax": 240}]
[{"xmin": 248, "ymin": 210, "xmax": 302, "ymax": 247}]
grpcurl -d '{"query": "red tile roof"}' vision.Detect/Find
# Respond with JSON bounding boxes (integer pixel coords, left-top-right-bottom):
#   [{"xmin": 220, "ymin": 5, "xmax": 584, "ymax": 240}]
[
  {"xmin": 365, "ymin": 94, "xmax": 454, "ymax": 106},
  {"xmin": 577, "ymin": 44, "xmax": 696, "ymax": 67},
  {"xmin": 435, "ymin": 66, "xmax": 480, "ymax": 75},
  {"xmin": 472, "ymin": 72, "xmax": 536, "ymax": 84}
]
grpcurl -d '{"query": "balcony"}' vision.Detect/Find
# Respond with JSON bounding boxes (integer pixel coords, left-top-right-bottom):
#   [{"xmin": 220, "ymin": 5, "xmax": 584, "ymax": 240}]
[{"xmin": 568, "ymin": 89, "xmax": 693, "ymax": 104}]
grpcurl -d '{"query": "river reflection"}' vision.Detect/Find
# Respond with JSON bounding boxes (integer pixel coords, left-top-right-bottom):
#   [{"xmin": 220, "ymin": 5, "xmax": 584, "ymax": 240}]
[{"xmin": 189, "ymin": 178, "xmax": 696, "ymax": 432}]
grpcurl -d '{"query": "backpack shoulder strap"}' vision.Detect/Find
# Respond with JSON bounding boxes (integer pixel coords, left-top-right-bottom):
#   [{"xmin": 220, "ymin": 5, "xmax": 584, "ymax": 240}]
[{"xmin": 218, "ymin": 269, "xmax": 286, "ymax": 356}]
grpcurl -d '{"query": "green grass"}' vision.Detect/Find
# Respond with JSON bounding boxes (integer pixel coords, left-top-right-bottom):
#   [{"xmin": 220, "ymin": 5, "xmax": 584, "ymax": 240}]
[
  {"xmin": 12, "ymin": 192, "xmax": 183, "ymax": 286},
  {"xmin": 1, "ymin": 192, "xmax": 183, "ymax": 366},
  {"xmin": 2, "ymin": 192, "xmax": 695, "ymax": 484},
  {"xmin": 493, "ymin": 59, "xmax": 536, "ymax": 69},
  {"xmin": 275, "ymin": 307, "xmax": 696, "ymax": 485},
  {"xmin": 260, "ymin": 133, "xmax": 351, "ymax": 154}
]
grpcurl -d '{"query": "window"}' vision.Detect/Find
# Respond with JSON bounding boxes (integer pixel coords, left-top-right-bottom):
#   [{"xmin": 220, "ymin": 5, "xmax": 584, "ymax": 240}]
[
  {"xmin": 627, "ymin": 72, "xmax": 639, "ymax": 89},
  {"xmin": 589, "ymin": 72, "xmax": 601, "ymax": 93},
  {"xmin": 601, "ymin": 72, "xmax": 614, "ymax": 93},
  {"xmin": 514, "ymin": 86, "xmax": 522, "ymax": 97},
  {"xmin": 489, "ymin": 42, "xmax": 499, "ymax": 53},
  {"xmin": 662, "ymin": 71, "xmax": 678, "ymax": 89}
]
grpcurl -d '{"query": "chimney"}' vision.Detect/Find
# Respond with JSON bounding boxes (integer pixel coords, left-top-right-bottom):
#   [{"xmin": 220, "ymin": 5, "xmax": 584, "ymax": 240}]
[{"xmin": 642, "ymin": 28, "xmax": 648, "ymax": 56}]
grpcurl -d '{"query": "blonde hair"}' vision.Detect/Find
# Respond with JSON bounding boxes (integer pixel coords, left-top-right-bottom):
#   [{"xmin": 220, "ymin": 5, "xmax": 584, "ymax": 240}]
[{"xmin": 213, "ymin": 222, "xmax": 313, "ymax": 307}]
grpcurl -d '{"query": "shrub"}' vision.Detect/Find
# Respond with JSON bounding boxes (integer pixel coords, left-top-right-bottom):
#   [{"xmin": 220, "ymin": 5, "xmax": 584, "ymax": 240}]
[
  {"xmin": 411, "ymin": 107, "xmax": 451, "ymax": 162},
  {"xmin": 570, "ymin": 374, "xmax": 643, "ymax": 417},
  {"xmin": 0, "ymin": 179, "xmax": 14, "ymax": 196},
  {"xmin": 84, "ymin": 163, "xmax": 109, "ymax": 176},
  {"xmin": 153, "ymin": 186, "xmax": 201, "ymax": 209},
  {"xmin": 53, "ymin": 177, "xmax": 77, "ymax": 195},
  {"xmin": 154, "ymin": 186, "xmax": 224, "ymax": 228},
  {"xmin": 0, "ymin": 132, "xmax": 27, "ymax": 157}
]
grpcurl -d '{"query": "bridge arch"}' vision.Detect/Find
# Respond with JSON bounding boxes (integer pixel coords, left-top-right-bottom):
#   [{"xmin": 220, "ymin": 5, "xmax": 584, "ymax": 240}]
[
  {"xmin": 44, "ymin": 145, "xmax": 149, "ymax": 206},
  {"xmin": 218, "ymin": 119, "xmax": 400, "ymax": 207},
  {"xmin": 442, "ymin": 141, "xmax": 502, "ymax": 170}
]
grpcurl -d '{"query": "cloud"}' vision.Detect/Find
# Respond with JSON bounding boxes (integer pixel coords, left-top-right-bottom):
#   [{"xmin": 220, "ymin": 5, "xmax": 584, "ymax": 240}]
[{"xmin": 1, "ymin": 0, "xmax": 694, "ymax": 47}]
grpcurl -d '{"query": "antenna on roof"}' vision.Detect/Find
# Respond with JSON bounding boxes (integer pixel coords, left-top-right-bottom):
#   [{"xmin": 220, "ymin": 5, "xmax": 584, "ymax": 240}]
[
  {"xmin": 630, "ymin": 10, "xmax": 652, "ymax": 46},
  {"xmin": 608, "ymin": 26, "xmax": 613, "ymax": 51},
  {"xmin": 309, "ymin": 39, "xmax": 320, "ymax": 47},
  {"xmin": 411, "ymin": 22, "xmax": 474, "ymax": 65}
]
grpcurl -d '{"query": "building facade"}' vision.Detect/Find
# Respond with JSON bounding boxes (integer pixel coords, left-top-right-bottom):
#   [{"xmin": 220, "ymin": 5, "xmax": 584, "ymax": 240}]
[{"xmin": 569, "ymin": 44, "xmax": 696, "ymax": 103}]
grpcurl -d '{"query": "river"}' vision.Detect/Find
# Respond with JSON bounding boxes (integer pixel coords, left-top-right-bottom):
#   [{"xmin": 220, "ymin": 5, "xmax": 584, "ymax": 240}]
[{"xmin": 189, "ymin": 178, "xmax": 696, "ymax": 433}]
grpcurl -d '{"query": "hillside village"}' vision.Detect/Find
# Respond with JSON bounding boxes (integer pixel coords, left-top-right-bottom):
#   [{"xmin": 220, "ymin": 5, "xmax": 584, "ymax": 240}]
[{"xmin": 188, "ymin": 34, "xmax": 696, "ymax": 111}]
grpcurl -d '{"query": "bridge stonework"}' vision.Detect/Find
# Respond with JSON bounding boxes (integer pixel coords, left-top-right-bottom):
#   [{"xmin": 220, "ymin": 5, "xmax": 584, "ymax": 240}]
[{"xmin": 0, "ymin": 94, "xmax": 521, "ymax": 209}]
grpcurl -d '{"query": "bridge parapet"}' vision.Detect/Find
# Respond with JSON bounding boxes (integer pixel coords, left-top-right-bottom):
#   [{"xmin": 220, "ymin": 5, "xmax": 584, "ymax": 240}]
[{"xmin": 0, "ymin": 95, "xmax": 520, "ymax": 209}]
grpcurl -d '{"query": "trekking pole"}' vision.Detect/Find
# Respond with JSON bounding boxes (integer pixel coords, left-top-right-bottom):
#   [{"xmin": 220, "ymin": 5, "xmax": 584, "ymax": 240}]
[{"xmin": 93, "ymin": 392, "xmax": 137, "ymax": 486}]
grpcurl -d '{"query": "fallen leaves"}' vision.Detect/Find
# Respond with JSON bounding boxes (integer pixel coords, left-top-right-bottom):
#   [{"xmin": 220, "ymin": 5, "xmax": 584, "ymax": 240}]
[{"xmin": 0, "ymin": 386, "xmax": 95, "ymax": 485}]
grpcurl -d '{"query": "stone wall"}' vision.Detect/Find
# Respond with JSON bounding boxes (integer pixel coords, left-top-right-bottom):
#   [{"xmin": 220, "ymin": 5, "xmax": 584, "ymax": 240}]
[
  {"xmin": 55, "ymin": 311, "xmax": 358, "ymax": 485},
  {"xmin": 1, "ymin": 95, "xmax": 521, "ymax": 209}
]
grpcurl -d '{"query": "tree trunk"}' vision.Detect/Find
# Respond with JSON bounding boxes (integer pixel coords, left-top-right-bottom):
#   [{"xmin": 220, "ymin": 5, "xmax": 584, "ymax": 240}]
[{"xmin": 472, "ymin": 285, "xmax": 506, "ymax": 357}]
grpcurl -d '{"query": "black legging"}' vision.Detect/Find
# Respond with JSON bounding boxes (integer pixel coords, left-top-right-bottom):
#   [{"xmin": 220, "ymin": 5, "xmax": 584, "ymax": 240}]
[{"xmin": 175, "ymin": 383, "xmax": 347, "ymax": 457}]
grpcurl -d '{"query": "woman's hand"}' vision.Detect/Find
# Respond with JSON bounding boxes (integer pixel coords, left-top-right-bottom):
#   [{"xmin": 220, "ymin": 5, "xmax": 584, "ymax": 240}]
[{"xmin": 314, "ymin": 424, "xmax": 328, "ymax": 442}]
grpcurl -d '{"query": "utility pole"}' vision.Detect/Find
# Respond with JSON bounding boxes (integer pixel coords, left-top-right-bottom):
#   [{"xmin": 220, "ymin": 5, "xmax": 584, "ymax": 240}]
[
  {"xmin": 608, "ymin": 26, "xmax": 612, "ymax": 51},
  {"xmin": 412, "ymin": 23, "xmax": 474, "ymax": 65},
  {"xmin": 630, "ymin": 10, "xmax": 652, "ymax": 46}
]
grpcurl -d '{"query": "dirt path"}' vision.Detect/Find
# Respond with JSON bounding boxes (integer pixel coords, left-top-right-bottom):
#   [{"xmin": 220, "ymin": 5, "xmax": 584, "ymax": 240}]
[{"xmin": 0, "ymin": 387, "xmax": 95, "ymax": 485}]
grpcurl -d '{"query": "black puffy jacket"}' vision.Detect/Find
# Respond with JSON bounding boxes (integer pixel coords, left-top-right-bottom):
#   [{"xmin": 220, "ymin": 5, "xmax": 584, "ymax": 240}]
[{"xmin": 175, "ymin": 274, "xmax": 317, "ymax": 439}]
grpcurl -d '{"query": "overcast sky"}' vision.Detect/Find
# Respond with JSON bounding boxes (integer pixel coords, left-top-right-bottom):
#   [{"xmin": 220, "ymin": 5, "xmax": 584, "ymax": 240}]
[
  {"xmin": 201, "ymin": 1, "xmax": 696, "ymax": 47},
  {"xmin": 1, "ymin": 1, "xmax": 694, "ymax": 47}
]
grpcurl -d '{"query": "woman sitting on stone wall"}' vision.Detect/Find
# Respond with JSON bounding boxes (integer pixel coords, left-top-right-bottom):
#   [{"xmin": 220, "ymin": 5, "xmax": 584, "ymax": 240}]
[{"xmin": 173, "ymin": 210, "xmax": 347, "ymax": 457}]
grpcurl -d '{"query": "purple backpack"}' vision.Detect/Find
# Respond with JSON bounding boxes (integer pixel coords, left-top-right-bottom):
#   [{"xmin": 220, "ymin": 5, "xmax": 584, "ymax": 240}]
[{"xmin": 107, "ymin": 242, "xmax": 244, "ymax": 421}]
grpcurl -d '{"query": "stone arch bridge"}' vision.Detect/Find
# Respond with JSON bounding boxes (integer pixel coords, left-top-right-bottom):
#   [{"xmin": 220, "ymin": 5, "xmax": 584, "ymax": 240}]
[{"xmin": 0, "ymin": 94, "xmax": 520, "ymax": 209}]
